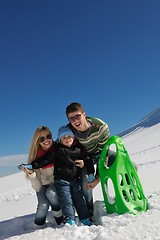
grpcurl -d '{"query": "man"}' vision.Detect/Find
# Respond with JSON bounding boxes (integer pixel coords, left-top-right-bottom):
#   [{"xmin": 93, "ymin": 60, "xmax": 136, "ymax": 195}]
[{"xmin": 66, "ymin": 102, "xmax": 110, "ymax": 220}]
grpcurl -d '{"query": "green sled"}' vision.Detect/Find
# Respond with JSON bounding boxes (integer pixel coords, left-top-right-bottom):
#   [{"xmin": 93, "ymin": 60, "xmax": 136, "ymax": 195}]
[{"xmin": 99, "ymin": 136, "xmax": 148, "ymax": 215}]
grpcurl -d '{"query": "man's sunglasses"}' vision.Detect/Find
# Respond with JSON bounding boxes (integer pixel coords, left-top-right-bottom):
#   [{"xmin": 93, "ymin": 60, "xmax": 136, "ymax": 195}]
[
  {"xmin": 68, "ymin": 113, "xmax": 82, "ymax": 123},
  {"xmin": 39, "ymin": 134, "xmax": 52, "ymax": 143}
]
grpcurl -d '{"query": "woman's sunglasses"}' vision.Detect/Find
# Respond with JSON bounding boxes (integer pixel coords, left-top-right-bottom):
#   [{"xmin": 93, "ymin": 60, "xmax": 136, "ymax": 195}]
[{"xmin": 39, "ymin": 134, "xmax": 52, "ymax": 143}]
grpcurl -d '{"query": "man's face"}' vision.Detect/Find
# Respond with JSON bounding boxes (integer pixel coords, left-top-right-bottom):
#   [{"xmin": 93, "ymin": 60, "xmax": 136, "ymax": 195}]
[{"xmin": 67, "ymin": 111, "xmax": 87, "ymax": 131}]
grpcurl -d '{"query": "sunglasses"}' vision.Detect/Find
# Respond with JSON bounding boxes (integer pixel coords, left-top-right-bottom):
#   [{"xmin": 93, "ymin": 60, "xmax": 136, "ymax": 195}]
[
  {"xmin": 68, "ymin": 113, "xmax": 82, "ymax": 123},
  {"xmin": 39, "ymin": 134, "xmax": 52, "ymax": 143}
]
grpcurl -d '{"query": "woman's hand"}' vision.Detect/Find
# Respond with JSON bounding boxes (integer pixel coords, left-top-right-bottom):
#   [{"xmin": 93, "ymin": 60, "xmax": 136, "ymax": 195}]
[
  {"xmin": 75, "ymin": 159, "xmax": 84, "ymax": 168},
  {"xmin": 20, "ymin": 166, "xmax": 34, "ymax": 174}
]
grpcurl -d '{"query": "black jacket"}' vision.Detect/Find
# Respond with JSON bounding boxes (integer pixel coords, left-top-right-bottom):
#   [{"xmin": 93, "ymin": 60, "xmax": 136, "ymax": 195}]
[{"xmin": 31, "ymin": 140, "xmax": 94, "ymax": 182}]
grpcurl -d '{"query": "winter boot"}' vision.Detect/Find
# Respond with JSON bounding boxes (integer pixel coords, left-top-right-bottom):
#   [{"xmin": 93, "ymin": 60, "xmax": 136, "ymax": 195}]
[
  {"xmin": 66, "ymin": 219, "xmax": 76, "ymax": 225},
  {"xmin": 80, "ymin": 218, "xmax": 91, "ymax": 226}
]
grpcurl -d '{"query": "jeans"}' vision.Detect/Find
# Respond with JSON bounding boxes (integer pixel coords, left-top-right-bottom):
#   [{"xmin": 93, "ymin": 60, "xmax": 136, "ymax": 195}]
[
  {"xmin": 35, "ymin": 184, "xmax": 60, "ymax": 225},
  {"xmin": 55, "ymin": 179, "xmax": 75, "ymax": 221},
  {"xmin": 55, "ymin": 178, "xmax": 89, "ymax": 221},
  {"xmin": 70, "ymin": 178, "xmax": 89, "ymax": 220},
  {"xmin": 81, "ymin": 166, "xmax": 94, "ymax": 216},
  {"xmin": 81, "ymin": 153, "xmax": 100, "ymax": 216}
]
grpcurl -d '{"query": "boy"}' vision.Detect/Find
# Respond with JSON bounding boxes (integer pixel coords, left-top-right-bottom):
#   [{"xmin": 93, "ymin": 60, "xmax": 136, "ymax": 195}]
[{"xmin": 53, "ymin": 125, "xmax": 93, "ymax": 226}]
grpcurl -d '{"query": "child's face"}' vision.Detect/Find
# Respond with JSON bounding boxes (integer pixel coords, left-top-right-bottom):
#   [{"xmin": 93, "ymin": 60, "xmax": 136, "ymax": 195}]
[{"xmin": 60, "ymin": 135, "xmax": 74, "ymax": 147}]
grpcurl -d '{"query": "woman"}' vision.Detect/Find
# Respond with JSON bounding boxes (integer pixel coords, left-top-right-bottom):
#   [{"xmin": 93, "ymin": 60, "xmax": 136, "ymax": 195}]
[{"xmin": 20, "ymin": 126, "xmax": 62, "ymax": 227}]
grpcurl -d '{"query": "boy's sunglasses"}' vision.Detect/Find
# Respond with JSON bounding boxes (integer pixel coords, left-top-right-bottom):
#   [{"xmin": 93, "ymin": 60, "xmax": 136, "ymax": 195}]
[
  {"xmin": 39, "ymin": 134, "xmax": 52, "ymax": 143},
  {"xmin": 68, "ymin": 113, "xmax": 82, "ymax": 123}
]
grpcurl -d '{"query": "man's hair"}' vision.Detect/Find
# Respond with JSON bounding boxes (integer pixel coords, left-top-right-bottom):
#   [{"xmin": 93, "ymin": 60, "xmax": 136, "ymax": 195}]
[{"xmin": 66, "ymin": 102, "xmax": 84, "ymax": 116}]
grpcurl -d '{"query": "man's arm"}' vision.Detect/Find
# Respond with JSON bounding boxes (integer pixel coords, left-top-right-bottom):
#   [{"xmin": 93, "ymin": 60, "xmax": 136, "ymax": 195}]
[
  {"xmin": 88, "ymin": 178, "xmax": 100, "ymax": 189},
  {"xmin": 98, "ymin": 123, "xmax": 110, "ymax": 152}
]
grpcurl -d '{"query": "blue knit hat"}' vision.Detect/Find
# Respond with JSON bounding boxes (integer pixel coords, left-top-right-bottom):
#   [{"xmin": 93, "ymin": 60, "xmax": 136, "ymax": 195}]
[{"xmin": 58, "ymin": 125, "xmax": 74, "ymax": 142}]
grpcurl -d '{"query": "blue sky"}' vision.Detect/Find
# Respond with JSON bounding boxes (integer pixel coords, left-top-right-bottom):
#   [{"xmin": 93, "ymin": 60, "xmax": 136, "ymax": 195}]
[{"xmin": 0, "ymin": 0, "xmax": 160, "ymax": 156}]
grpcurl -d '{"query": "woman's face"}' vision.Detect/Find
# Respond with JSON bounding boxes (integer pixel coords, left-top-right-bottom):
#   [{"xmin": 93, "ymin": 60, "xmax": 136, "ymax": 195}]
[{"xmin": 38, "ymin": 130, "xmax": 53, "ymax": 151}]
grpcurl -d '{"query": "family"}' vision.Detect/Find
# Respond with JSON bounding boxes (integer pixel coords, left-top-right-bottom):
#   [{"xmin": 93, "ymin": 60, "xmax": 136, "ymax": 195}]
[{"xmin": 19, "ymin": 102, "xmax": 110, "ymax": 227}]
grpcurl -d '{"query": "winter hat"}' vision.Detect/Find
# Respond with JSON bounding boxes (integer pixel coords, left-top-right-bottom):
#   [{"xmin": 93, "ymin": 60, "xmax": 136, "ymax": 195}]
[{"xmin": 58, "ymin": 125, "xmax": 74, "ymax": 142}]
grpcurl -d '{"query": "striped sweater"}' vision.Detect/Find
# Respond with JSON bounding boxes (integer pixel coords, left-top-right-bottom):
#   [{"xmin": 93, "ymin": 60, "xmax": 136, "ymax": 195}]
[{"xmin": 68, "ymin": 117, "xmax": 110, "ymax": 156}]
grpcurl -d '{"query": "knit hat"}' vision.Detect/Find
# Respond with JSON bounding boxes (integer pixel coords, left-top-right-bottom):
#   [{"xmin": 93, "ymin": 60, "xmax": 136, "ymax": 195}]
[{"xmin": 58, "ymin": 125, "xmax": 74, "ymax": 142}]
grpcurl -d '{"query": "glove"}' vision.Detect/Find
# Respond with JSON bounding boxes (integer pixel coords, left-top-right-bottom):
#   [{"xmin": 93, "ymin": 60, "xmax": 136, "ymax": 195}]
[
  {"xmin": 18, "ymin": 163, "xmax": 33, "ymax": 170},
  {"xmin": 87, "ymin": 174, "xmax": 95, "ymax": 183}
]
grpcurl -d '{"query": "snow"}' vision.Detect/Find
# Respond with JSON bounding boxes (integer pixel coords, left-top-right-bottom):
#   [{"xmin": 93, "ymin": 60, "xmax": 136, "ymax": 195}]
[{"xmin": 0, "ymin": 109, "xmax": 160, "ymax": 240}]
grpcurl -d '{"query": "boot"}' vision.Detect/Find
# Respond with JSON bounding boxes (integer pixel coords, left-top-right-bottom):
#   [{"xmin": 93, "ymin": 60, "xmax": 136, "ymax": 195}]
[{"xmin": 80, "ymin": 218, "xmax": 91, "ymax": 226}]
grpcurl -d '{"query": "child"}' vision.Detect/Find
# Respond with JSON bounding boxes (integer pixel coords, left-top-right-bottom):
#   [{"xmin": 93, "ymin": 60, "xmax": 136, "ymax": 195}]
[{"xmin": 54, "ymin": 125, "xmax": 94, "ymax": 225}]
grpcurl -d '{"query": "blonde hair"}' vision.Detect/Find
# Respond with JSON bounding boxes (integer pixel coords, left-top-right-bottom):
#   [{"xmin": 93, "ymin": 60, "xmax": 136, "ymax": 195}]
[{"xmin": 27, "ymin": 126, "xmax": 52, "ymax": 164}]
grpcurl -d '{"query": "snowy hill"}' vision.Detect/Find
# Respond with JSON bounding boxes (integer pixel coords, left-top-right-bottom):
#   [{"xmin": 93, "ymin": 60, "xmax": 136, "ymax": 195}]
[
  {"xmin": 0, "ymin": 154, "xmax": 28, "ymax": 177},
  {"xmin": 119, "ymin": 106, "xmax": 160, "ymax": 137},
  {"xmin": 0, "ymin": 107, "xmax": 160, "ymax": 240}
]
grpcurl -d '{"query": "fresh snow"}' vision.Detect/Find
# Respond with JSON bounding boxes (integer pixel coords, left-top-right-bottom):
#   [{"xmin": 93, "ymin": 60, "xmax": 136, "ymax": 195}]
[{"xmin": 0, "ymin": 108, "xmax": 160, "ymax": 240}]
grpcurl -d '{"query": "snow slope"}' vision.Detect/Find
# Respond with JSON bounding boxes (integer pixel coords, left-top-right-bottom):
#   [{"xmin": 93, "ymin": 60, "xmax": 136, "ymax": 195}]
[{"xmin": 0, "ymin": 107, "xmax": 160, "ymax": 240}]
